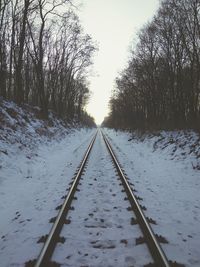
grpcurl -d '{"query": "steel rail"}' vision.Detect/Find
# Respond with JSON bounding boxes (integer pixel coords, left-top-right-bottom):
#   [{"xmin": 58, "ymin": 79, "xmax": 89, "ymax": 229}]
[
  {"xmin": 35, "ymin": 131, "xmax": 97, "ymax": 267},
  {"xmin": 101, "ymin": 130, "xmax": 170, "ymax": 267}
]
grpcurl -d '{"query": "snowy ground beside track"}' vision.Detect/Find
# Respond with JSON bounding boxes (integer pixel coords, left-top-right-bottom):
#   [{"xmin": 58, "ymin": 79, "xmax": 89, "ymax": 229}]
[
  {"xmin": 103, "ymin": 128, "xmax": 200, "ymax": 267},
  {"xmin": 0, "ymin": 127, "xmax": 95, "ymax": 266},
  {"xmin": 0, "ymin": 98, "xmax": 96, "ymax": 266}
]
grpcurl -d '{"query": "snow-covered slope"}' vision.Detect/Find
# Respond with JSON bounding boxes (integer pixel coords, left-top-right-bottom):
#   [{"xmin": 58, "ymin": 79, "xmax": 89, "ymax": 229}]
[
  {"xmin": 0, "ymin": 98, "xmax": 95, "ymax": 266},
  {"xmin": 103, "ymin": 128, "xmax": 200, "ymax": 267},
  {"xmin": 0, "ymin": 97, "xmax": 73, "ymax": 153},
  {"xmin": 127, "ymin": 129, "xmax": 200, "ymax": 170}
]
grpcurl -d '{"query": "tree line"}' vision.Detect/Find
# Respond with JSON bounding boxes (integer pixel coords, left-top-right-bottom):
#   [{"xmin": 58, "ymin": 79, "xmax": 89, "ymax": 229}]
[
  {"xmin": 0, "ymin": 0, "xmax": 96, "ymax": 124},
  {"xmin": 104, "ymin": 0, "xmax": 200, "ymax": 130}
]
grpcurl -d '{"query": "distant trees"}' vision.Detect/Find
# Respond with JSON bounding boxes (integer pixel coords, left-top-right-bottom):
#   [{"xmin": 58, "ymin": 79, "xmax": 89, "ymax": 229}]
[
  {"xmin": 104, "ymin": 0, "xmax": 200, "ymax": 130},
  {"xmin": 0, "ymin": 0, "xmax": 96, "ymax": 121}
]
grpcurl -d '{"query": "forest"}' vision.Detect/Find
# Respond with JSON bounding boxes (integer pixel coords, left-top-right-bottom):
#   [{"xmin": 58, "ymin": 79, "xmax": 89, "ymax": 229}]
[
  {"xmin": 104, "ymin": 0, "xmax": 200, "ymax": 130},
  {"xmin": 0, "ymin": 0, "xmax": 96, "ymax": 124}
]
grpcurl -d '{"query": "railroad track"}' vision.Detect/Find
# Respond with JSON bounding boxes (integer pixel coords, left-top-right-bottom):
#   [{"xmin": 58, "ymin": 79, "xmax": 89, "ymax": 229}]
[{"xmin": 29, "ymin": 129, "xmax": 174, "ymax": 267}]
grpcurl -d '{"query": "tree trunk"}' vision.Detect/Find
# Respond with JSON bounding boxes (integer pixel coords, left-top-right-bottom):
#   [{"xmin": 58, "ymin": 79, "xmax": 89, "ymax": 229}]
[{"xmin": 16, "ymin": 0, "xmax": 30, "ymax": 104}]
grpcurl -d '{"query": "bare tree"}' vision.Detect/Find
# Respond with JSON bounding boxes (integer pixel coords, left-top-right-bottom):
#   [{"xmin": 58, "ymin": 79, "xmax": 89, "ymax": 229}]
[{"xmin": 0, "ymin": 0, "xmax": 96, "ymax": 123}]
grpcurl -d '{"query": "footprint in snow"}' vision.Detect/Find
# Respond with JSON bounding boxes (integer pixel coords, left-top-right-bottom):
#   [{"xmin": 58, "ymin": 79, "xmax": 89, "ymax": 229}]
[{"xmin": 12, "ymin": 211, "xmax": 21, "ymax": 221}]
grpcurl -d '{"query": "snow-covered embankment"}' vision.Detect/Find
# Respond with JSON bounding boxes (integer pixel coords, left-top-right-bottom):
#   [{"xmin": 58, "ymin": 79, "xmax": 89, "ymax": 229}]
[
  {"xmin": 103, "ymin": 128, "xmax": 200, "ymax": 267},
  {"xmin": 0, "ymin": 98, "xmax": 95, "ymax": 266}
]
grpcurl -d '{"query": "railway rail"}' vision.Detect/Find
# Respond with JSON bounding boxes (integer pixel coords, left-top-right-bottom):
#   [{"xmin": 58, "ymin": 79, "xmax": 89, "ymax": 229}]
[{"xmin": 32, "ymin": 129, "xmax": 171, "ymax": 267}]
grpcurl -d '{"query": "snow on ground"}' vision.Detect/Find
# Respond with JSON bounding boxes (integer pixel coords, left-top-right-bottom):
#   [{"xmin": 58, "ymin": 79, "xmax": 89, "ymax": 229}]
[
  {"xmin": 1, "ymin": 97, "xmax": 200, "ymax": 267},
  {"xmin": 52, "ymin": 132, "xmax": 152, "ymax": 267},
  {"xmin": 103, "ymin": 128, "xmax": 200, "ymax": 267},
  {"xmin": 0, "ymin": 98, "xmax": 96, "ymax": 266}
]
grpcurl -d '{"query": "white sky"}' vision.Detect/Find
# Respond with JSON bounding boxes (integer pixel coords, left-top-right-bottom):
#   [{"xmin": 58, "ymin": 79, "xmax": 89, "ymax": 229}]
[{"xmin": 78, "ymin": 0, "xmax": 160, "ymax": 124}]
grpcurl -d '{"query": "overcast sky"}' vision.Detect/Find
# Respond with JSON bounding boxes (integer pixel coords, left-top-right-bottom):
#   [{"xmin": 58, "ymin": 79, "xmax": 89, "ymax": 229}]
[{"xmin": 78, "ymin": 0, "xmax": 160, "ymax": 124}]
